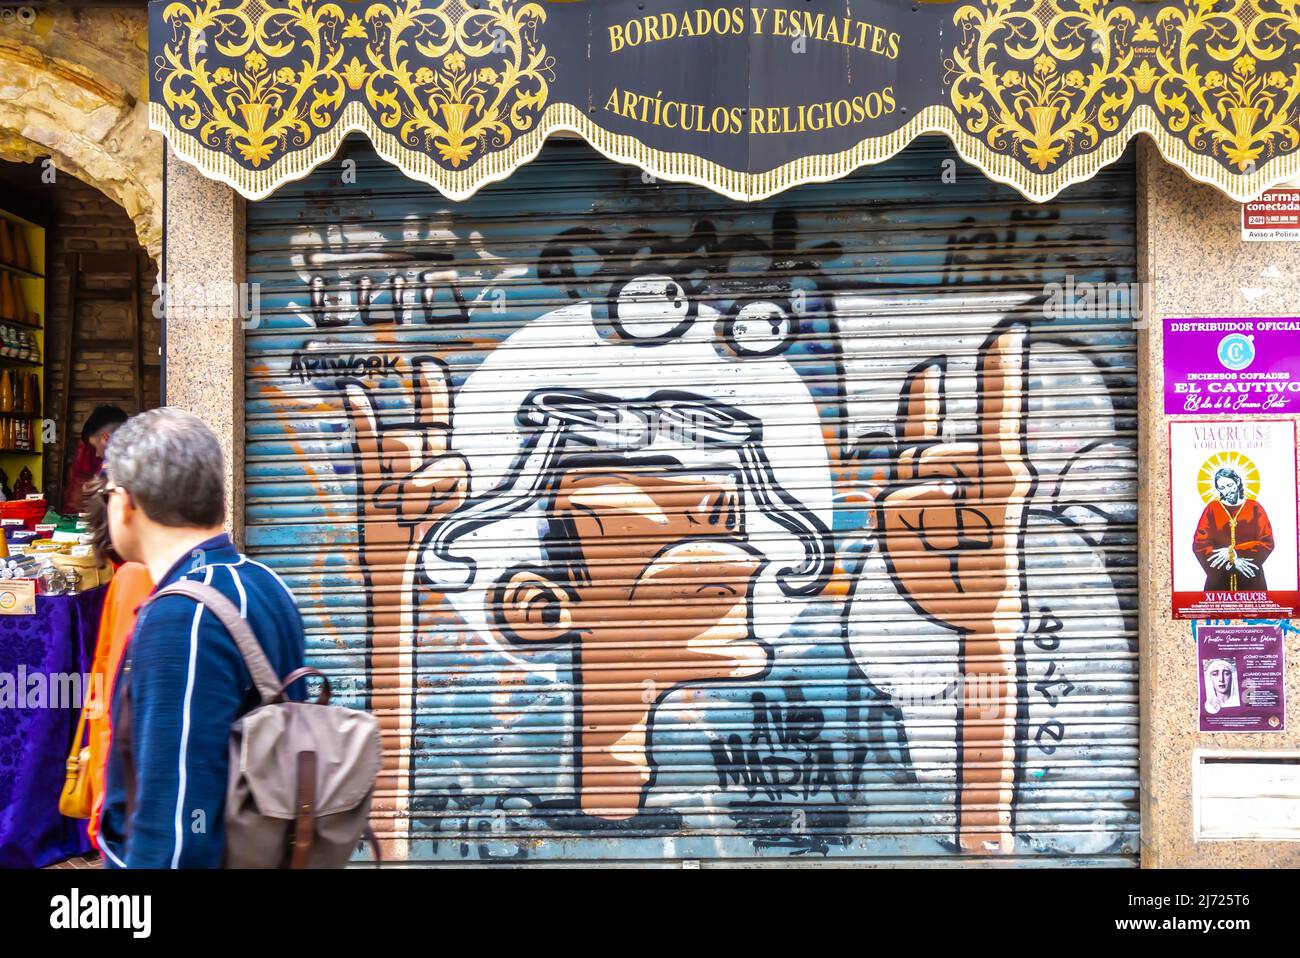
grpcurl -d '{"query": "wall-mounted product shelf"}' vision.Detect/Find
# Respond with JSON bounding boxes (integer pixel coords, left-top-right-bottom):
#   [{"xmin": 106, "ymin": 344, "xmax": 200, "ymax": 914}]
[{"xmin": 0, "ymin": 210, "xmax": 43, "ymax": 492}]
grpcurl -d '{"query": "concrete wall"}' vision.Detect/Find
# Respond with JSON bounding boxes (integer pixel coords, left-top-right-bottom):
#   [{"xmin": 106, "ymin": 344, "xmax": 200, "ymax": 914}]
[
  {"xmin": 1138, "ymin": 139, "xmax": 1300, "ymax": 867},
  {"xmin": 163, "ymin": 150, "xmax": 245, "ymax": 542}
]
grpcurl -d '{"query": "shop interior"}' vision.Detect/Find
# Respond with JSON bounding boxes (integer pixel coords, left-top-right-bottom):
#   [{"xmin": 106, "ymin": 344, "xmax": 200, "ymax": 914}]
[
  {"xmin": 0, "ymin": 159, "xmax": 159, "ymax": 522},
  {"xmin": 0, "ymin": 156, "xmax": 160, "ymax": 867}
]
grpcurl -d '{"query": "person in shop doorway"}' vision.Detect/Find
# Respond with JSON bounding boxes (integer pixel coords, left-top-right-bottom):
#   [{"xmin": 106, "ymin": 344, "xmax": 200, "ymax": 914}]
[
  {"xmin": 98, "ymin": 408, "xmax": 306, "ymax": 868},
  {"xmin": 62, "ymin": 404, "xmax": 127, "ymax": 515}
]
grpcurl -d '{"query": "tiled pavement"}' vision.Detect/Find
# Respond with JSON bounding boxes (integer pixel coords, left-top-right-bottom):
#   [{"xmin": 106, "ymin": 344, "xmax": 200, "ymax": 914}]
[{"xmin": 43, "ymin": 854, "xmax": 103, "ymax": 869}]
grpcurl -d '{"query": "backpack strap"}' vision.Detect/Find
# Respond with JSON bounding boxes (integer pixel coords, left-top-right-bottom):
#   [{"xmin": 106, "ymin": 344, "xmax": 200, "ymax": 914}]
[
  {"xmin": 291, "ymin": 750, "xmax": 317, "ymax": 869},
  {"xmin": 150, "ymin": 579, "xmax": 284, "ymax": 705}
]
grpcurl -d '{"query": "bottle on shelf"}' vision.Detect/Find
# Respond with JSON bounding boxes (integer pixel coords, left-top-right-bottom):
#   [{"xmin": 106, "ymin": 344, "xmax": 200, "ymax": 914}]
[
  {"xmin": 0, "ymin": 272, "xmax": 14, "ymax": 322},
  {"xmin": 13, "ymin": 277, "xmax": 28, "ymax": 326},
  {"xmin": 0, "ymin": 369, "xmax": 13, "ymax": 414},
  {"xmin": 8, "ymin": 275, "xmax": 26, "ymax": 326},
  {"xmin": 0, "ymin": 222, "xmax": 12, "ymax": 267},
  {"xmin": 11, "ymin": 226, "xmax": 29, "ymax": 273},
  {"xmin": 24, "ymin": 372, "xmax": 38, "ymax": 418}
]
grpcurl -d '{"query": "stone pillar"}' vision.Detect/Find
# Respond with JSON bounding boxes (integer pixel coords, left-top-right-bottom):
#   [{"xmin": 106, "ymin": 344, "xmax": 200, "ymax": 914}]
[
  {"xmin": 1138, "ymin": 140, "xmax": 1300, "ymax": 867},
  {"xmin": 163, "ymin": 147, "xmax": 245, "ymax": 546}
]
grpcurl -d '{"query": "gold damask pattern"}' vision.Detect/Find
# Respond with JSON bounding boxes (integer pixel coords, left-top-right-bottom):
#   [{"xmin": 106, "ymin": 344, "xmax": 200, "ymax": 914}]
[
  {"xmin": 155, "ymin": 0, "xmax": 551, "ymax": 172},
  {"xmin": 947, "ymin": 0, "xmax": 1300, "ymax": 175}
]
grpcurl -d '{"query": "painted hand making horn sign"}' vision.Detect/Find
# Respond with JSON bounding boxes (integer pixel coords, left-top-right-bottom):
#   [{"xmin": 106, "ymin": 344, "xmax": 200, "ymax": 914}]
[
  {"xmin": 339, "ymin": 359, "xmax": 468, "ymax": 859},
  {"xmin": 874, "ymin": 324, "xmax": 1035, "ymax": 854}
]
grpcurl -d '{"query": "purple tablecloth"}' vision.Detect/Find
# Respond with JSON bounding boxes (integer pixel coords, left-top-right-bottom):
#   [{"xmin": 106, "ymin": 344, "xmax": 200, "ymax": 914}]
[{"xmin": 0, "ymin": 587, "xmax": 106, "ymax": 867}]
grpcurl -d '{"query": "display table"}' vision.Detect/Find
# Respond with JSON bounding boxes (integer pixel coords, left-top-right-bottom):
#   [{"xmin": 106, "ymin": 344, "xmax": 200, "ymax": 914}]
[{"xmin": 0, "ymin": 587, "xmax": 106, "ymax": 867}]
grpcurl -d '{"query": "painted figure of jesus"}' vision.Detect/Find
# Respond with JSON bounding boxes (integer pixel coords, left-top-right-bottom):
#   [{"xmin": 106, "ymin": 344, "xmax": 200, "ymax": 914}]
[{"xmin": 1193, "ymin": 467, "xmax": 1274, "ymax": 591}]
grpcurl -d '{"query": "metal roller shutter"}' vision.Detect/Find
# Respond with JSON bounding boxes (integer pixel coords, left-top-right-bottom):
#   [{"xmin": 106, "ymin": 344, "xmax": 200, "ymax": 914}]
[{"xmin": 245, "ymin": 135, "xmax": 1139, "ymax": 865}]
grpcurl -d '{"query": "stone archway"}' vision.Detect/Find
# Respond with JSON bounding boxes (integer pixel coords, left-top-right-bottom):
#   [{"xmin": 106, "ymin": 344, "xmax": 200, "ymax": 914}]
[{"xmin": 0, "ymin": 32, "xmax": 162, "ymax": 261}]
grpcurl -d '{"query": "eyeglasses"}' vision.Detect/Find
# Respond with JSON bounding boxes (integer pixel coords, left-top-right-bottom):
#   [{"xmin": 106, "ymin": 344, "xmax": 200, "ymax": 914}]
[{"xmin": 98, "ymin": 483, "xmax": 122, "ymax": 504}]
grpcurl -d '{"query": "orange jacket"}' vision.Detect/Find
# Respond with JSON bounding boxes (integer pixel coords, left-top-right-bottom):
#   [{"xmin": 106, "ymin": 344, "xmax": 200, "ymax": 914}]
[{"xmin": 85, "ymin": 562, "xmax": 153, "ymax": 850}]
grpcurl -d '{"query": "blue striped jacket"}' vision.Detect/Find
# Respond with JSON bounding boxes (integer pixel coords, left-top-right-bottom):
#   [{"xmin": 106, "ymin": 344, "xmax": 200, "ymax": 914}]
[{"xmin": 99, "ymin": 534, "xmax": 306, "ymax": 868}]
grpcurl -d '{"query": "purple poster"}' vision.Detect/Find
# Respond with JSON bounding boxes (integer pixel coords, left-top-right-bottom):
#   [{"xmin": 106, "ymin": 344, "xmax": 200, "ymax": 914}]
[
  {"xmin": 1197, "ymin": 624, "xmax": 1287, "ymax": 732},
  {"xmin": 1164, "ymin": 318, "xmax": 1300, "ymax": 415}
]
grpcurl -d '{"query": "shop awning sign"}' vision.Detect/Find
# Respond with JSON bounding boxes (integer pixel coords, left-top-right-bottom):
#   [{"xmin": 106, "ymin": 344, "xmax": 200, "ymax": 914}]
[{"xmin": 148, "ymin": 0, "xmax": 1300, "ymax": 202}]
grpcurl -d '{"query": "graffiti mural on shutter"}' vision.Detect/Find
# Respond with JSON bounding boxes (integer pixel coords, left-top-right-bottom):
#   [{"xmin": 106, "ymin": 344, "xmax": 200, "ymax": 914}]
[{"xmin": 246, "ymin": 136, "xmax": 1139, "ymax": 863}]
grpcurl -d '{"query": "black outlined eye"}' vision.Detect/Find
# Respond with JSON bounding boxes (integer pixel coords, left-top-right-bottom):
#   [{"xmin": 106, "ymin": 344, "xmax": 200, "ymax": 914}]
[
  {"xmin": 721, "ymin": 302, "xmax": 796, "ymax": 357},
  {"xmin": 610, "ymin": 275, "xmax": 695, "ymax": 345}
]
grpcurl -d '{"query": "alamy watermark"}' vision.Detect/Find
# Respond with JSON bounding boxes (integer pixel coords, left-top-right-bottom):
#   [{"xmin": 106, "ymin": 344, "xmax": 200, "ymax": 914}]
[
  {"xmin": 0, "ymin": 667, "xmax": 102, "ymax": 715},
  {"xmin": 50, "ymin": 889, "xmax": 151, "ymax": 939},
  {"xmin": 1043, "ymin": 275, "xmax": 1147, "ymax": 326},
  {"xmin": 881, "ymin": 669, "xmax": 1019, "ymax": 718},
  {"xmin": 153, "ymin": 279, "xmax": 263, "ymax": 328}
]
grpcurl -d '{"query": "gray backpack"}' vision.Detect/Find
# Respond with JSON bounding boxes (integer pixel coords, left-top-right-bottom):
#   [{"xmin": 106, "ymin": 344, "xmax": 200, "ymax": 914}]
[{"xmin": 135, "ymin": 580, "xmax": 382, "ymax": 868}]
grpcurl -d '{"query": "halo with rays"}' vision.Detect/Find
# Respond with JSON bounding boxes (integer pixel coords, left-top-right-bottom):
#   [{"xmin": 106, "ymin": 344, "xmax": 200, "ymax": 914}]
[{"xmin": 1198, "ymin": 451, "xmax": 1260, "ymax": 505}]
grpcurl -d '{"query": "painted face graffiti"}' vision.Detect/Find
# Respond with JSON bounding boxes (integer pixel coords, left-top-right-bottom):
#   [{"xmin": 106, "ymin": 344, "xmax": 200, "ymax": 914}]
[
  {"xmin": 423, "ymin": 390, "xmax": 832, "ymax": 819},
  {"xmin": 497, "ymin": 467, "xmax": 767, "ymax": 818},
  {"xmin": 337, "ymin": 272, "xmax": 837, "ymax": 839}
]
